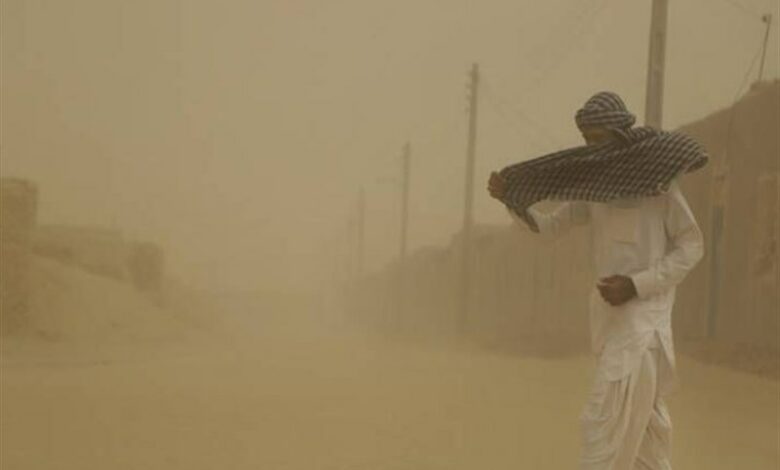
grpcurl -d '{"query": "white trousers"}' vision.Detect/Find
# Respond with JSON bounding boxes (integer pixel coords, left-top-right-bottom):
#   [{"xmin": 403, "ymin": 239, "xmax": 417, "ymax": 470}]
[{"xmin": 579, "ymin": 345, "xmax": 673, "ymax": 470}]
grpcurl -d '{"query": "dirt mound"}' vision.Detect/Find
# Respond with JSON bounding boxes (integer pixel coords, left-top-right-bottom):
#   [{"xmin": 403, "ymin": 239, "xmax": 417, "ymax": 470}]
[{"xmin": 16, "ymin": 255, "xmax": 184, "ymax": 342}]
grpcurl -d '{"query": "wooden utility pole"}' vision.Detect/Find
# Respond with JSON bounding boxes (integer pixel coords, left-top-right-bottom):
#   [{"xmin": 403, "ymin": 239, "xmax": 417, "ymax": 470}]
[
  {"xmin": 400, "ymin": 142, "xmax": 411, "ymax": 262},
  {"xmin": 758, "ymin": 14, "xmax": 773, "ymax": 81},
  {"xmin": 357, "ymin": 186, "xmax": 366, "ymax": 278},
  {"xmin": 459, "ymin": 63, "xmax": 479, "ymax": 333},
  {"xmin": 392, "ymin": 142, "xmax": 411, "ymax": 328},
  {"xmin": 644, "ymin": 0, "xmax": 669, "ymax": 129}
]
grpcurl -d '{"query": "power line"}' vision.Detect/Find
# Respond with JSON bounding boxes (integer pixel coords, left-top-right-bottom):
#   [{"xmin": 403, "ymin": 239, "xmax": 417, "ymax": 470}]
[
  {"xmin": 479, "ymin": 73, "xmax": 562, "ymax": 148},
  {"xmin": 517, "ymin": 0, "xmax": 613, "ymax": 97},
  {"xmin": 479, "ymin": 0, "xmax": 614, "ymax": 134},
  {"xmin": 715, "ymin": 0, "xmax": 765, "ymax": 20},
  {"xmin": 731, "ymin": 30, "xmax": 767, "ymax": 101},
  {"xmin": 481, "ymin": 94, "xmax": 556, "ymax": 150},
  {"xmin": 757, "ymin": 14, "xmax": 773, "ymax": 81},
  {"xmin": 711, "ymin": 16, "xmax": 769, "ymax": 167}
]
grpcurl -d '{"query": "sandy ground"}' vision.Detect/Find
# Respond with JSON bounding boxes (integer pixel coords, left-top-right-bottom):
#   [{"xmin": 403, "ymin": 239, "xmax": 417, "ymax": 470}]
[{"xmin": 2, "ymin": 296, "xmax": 778, "ymax": 470}]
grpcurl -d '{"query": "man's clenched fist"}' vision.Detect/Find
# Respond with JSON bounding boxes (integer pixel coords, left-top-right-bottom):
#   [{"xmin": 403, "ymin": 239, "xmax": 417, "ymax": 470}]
[{"xmin": 597, "ymin": 275, "xmax": 638, "ymax": 306}]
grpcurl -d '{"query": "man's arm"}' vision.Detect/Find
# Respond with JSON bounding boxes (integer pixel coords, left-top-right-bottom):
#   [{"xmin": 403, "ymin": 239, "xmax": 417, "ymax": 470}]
[
  {"xmin": 488, "ymin": 171, "xmax": 590, "ymax": 237},
  {"xmin": 629, "ymin": 184, "xmax": 705, "ymax": 299},
  {"xmin": 507, "ymin": 202, "xmax": 590, "ymax": 237}
]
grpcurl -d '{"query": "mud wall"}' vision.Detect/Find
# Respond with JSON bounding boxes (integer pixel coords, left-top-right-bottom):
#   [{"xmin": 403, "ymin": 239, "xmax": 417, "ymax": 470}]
[
  {"xmin": 0, "ymin": 178, "xmax": 38, "ymax": 333},
  {"xmin": 352, "ymin": 81, "xmax": 779, "ymax": 353}
]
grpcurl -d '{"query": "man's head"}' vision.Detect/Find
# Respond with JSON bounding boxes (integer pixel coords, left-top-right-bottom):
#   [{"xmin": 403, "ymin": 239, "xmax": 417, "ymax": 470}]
[{"xmin": 575, "ymin": 91, "xmax": 635, "ymax": 145}]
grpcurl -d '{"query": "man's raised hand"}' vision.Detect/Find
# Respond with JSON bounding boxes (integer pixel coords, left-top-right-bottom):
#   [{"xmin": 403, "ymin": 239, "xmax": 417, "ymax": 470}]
[{"xmin": 488, "ymin": 171, "xmax": 507, "ymax": 201}]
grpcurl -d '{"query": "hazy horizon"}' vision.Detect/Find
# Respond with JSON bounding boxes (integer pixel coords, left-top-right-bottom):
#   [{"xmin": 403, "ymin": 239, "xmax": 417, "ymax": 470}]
[{"xmin": 3, "ymin": 0, "xmax": 778, "ymax": 291}]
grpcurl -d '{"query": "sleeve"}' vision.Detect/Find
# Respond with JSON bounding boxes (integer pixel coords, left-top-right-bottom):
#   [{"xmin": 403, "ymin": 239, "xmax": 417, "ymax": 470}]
[
  {"xmin": 506, "ymin": 201, "xmax": 590, "ymax": 237},
  {"xmin": 630, "ymin": 185, "xmax": 705, "ymax": 299}
]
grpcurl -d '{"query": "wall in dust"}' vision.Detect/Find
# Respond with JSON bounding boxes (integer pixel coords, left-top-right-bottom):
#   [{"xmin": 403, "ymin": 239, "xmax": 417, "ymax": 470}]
[
  {"xmin": 349, "ymin": 221, "xmax": 594, "ymax": 353},
  {"xmin": 350, "ymin": 81, "xmax": 779, "ymax": 354},
  {"xmin": 677, "ymin": 79, "xmax": 779, "ymax": 348},
  {"xmin": 0, "ymin": 178, "xmax": 38, "ymax": 332},
  {"xmin": 0, "ymin": 180, "xmax": 170, "ymax": 336},
  {"xmin": 31, "ymin": 224, "xmax": 166, "ymax": 295}
]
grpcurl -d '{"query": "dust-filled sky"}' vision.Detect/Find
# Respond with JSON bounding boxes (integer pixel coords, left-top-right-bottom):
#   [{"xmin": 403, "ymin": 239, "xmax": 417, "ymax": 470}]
[{"xmin": 2, "ymin": 0, "xmax": 778, "ymax": 291}]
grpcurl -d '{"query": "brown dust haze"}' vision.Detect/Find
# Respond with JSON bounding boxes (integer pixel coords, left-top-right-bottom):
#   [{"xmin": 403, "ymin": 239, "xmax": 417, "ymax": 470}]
[{"xmin": 1, "ymin": 0, "xmax": 779, "ymax": 469}]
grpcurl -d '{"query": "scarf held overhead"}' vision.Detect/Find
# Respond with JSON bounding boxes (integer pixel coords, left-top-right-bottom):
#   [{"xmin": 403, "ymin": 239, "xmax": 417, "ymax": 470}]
[{"xmin": 499, "ymin": 126, "xmax": 709, "ymax": 232}]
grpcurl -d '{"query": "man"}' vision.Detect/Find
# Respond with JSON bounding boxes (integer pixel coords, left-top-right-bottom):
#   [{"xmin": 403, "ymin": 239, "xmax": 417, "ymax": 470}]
[{"xmin": 488, "ymin": 91, "xmax": 706, "ymax": 469}]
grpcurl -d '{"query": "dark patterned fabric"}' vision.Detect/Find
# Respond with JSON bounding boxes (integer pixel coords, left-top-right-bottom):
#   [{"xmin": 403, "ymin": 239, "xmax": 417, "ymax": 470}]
[
  {"xmin": 499, "ymin": 125, "xmax": 709, "ymax": 232},
  {"xmin": 575, "ymin": 91, "xmax": 636, "ymax": 131}
]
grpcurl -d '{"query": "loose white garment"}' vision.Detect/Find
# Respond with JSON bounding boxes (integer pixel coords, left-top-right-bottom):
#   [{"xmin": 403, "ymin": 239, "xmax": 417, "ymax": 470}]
[
  {"xmin": 508, "ymin": 182, "xmax": 704, "ymax": 390},
  {"xmin": 508, "ymin": 182, "xmax": 703, "ymax": 468},
  {"xmin": 580, "ymin": 342, "xmax": 672, "ymax": 469}
]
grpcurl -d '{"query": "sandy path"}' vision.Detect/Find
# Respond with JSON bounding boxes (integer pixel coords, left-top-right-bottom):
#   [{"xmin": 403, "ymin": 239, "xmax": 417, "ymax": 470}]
[{"xmin": 2, "ymin": 302, "xmax": 778, "ymax": 469}]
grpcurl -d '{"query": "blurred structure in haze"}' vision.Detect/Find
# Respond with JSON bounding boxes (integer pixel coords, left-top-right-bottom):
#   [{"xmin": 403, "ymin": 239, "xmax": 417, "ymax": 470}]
[{"xmin": 351, "ymin": 80, "xmax": 780, "ymax": 376}]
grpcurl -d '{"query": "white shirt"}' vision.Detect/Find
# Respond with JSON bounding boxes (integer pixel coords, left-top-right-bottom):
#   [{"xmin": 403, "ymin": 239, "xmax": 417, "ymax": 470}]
[{"xmin": 508, "ymin": 183, "xmax": 704, "ymax": 389}]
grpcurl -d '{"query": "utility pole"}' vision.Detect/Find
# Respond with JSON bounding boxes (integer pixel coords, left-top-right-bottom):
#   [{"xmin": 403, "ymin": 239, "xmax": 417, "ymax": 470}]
[
  {"xmin": 644, "ymin": 0, "xmax": 669, "ymax": 129},
  {"xmin": 391, "ymin": 142, "xmax": 412, "ymax": 330},
  {"xmin": 357, "ymin": 186, "xmax": 366, "ymax": 278},
  {"xmin": 400, "ymin": 142, "xmax": 411, "ymax": 262},
  {"xmin": 459, "ymin": 63, "xmax": 479, "ymax": 334},
  {"xmin": 758, "ymin": 14, "xmax": 773, "ymax": 82}
]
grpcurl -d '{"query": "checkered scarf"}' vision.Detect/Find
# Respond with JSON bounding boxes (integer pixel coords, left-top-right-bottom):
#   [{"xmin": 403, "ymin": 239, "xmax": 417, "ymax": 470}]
[
  {"xmin": 575, "ymin": 91, "xmax": 637, "ymax": 130},
  {"xmin": 499, "ymin": 92, "xmax": 709, "ymax": 232}
]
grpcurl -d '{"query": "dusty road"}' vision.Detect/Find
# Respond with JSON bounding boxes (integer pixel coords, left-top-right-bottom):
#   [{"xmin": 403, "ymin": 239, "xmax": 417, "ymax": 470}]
[{"xmin": 2, "ymin": 297, "xmax": 778, "ymax": 469}]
